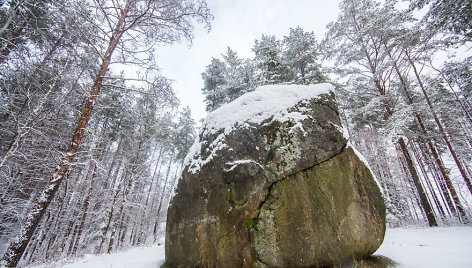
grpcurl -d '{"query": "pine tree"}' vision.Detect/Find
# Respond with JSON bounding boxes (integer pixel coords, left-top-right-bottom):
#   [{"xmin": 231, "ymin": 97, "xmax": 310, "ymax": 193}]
[
  {"xmin": 282, "ymin": 27, "xmax": 325, "ymax": 84},
  {"xmin": 174, "ymin": 107, "xmax": 197, "ymax": 161},
  {"xmin": 201, "ymin": 58, "xmax": 227, "ymax": 111},
  {"xmin": 1, "ymin": 0, "xmax": 211, "ymax": 266},
  {"xmin": 253, "ymin": 34, "xmax": 290, "ymax": 84},
  {"xmin": 200, "ymin": 29, "xmax": 326, "ymax": 111},
  {"xmin": 201, "ymin": 48, "xmax": 257, "ymax": 112},
  {"xmin": 222, "ymin": 47, "xmax": 245, "ymax": 102},
  {"xmin": 324, "ymin": 0, "xmax": 439, "ymax": 226},
  {"xmin": 409, "ymin": 0, "xmax": 472, "ymax": 44}
]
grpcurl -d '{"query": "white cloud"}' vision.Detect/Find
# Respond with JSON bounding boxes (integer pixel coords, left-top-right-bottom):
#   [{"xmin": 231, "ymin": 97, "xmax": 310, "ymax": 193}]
[{"xmin": 155, "ymin": 0, "xmax": 341, "ymax": 122}]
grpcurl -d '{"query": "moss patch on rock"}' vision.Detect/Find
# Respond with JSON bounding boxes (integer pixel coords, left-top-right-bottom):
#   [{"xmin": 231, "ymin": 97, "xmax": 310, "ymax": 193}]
[
  {"xmin": 254, "ymin": 148, "xmax": 386, "ymax": 267},
  {"xmin": 164, "ymin": 88, "xmax": 386, "ymax": 268}
]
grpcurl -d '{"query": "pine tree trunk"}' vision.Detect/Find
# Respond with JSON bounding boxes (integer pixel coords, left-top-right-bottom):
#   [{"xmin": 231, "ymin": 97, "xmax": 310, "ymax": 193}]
[
  {"xmin": 406, "ymin": 51, "xmax": 472, "ymax": 197},
  {"xmin": 411, "ymin": 142, "xmax": 446, "ymax": 218},
  {"xmin": 420, "ymin": 142, "xmax": 455, "ymax": 217},
  {"xmin": 352, "ymin": 26, "xmax": 438, "ymax": 225},
  {"xmin": 398, "ymin": 138, "xmax": 438, "ymax": 226},
  {"xmin": 44, "ymin": 185, "xmax": 67, "ymax": 260},
  {"xmin": 395, "ymin": 145, "xmax": 419, "ymax": 221},
  {"xmin": 153, "ymin": 153, "xmax": 175, "ymax": 240},
  {"xmin": 107, "ymin": 157, "xmax": 136, "ymax": 253},
  {"xmin": 71, "ymin": 120, "xmax": 110, "ymax": 255},
  {"xmin": 71, "ymin": 164, "xmax": 97, "ymax": 255},
  {"xmin": 95, "ymin": 145, "xmax": 125, "ymax": 254},
  {"xmin": 374, "ymin": 76, "xmax": 438, "ymax": 226},
  {"xmin": 389, "ymin": 56, "xmax": 467, "ymax": 222},
  {"xmin": 107, "ymin": 203, "xmax": 125, "ymax": 254},
  {"xmin": 0, "ymin": 2, "xmax": 131, "ymax": 266},
  {"xmin": 96, "ymin": 189, "xmax": 119, "ymax": 254},
  {"xmin": 136, "ymin": 146, "xmax": 163, "ymax": 244}
]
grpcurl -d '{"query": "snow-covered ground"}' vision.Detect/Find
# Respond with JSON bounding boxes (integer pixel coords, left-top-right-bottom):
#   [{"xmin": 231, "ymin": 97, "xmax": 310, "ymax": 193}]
[
  {"xmin": 376, "ymin": 227, "xmax": 472, "ymax": 267},
  {"xmin": 30, "ymin": 244, "xmax": 165, "ymax": 268},
  {"xmin": 31, "ymin": 227, "xmax": 472, "ymax": 268}
]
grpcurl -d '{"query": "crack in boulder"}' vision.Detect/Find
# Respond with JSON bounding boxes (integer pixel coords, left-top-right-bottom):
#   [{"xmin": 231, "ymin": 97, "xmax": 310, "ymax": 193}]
[{"xmin": 165, "ymin": 85, "xmax": 385, "ymax": 268}]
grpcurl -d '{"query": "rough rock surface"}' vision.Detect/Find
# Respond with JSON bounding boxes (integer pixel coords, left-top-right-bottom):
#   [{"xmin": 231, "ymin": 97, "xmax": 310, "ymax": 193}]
[{"xmin": 165, "ymin": 84, "xmax": 386, "ymax": 268}]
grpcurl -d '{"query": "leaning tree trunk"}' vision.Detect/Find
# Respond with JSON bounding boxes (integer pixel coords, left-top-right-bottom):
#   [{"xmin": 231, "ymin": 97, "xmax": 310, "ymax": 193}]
[
  {"xmin": 350, "ymin": 15, "xmax": 439, "ymax": 226},
  {"xmin": 0, "ymin": 2, "xmax": 131, "ymax": 266},
  {"xmin": 397, "ymin": 138, "xmax": 438, "ymax": 226},
  {"xmin": 406, "ymin": 51, "xmax": 472, "ymax": 198},
  {"xmin": 371, "ymin": 69, "xmax": 438, "ymax": 226},
  {"xmin": 410, "ymin": 142, "xmax": 444, "ymax": 217},
  {"xmin": 377, "ymin": 83, "xmax": 438, "ymax": 226},
  {"xmin": 388, "ymin": 53, "xmax": 467, "ymax": 222}
]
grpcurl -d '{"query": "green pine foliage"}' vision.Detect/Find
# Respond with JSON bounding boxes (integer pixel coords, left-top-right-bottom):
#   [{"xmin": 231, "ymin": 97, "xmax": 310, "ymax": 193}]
[{"xmin": 201, "ymin": 28, "xmax": 326, "ymax": 112}]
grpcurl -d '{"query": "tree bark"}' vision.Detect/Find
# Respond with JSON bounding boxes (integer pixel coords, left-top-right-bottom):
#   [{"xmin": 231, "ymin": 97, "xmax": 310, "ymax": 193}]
[
  {"xmin": 1, "ymin": 2, "xmax": 131, "ymax": 266},
  {"xmin": 349, "ymin": 13, "xmax": 438, "ymax": 226},
  {"xmin": 398, "ymin": 138, "xmax": 438, "ymax": 226},
  {"xmin": 406, "ymin": 51, "xmax": 472, "ymax": 198},
  {"xmin": 388, "ymin": 53, "xmax": 467, "ymax": 222},
  {"xmin": 411, "ymin": 142, "xmax": 446, "ymax": 218}
]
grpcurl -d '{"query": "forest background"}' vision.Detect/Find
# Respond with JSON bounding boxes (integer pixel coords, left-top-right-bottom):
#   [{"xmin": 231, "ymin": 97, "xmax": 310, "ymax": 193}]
[{"xmin": 0, "ymin": 0, "xmax": 471, "ymax": 267}]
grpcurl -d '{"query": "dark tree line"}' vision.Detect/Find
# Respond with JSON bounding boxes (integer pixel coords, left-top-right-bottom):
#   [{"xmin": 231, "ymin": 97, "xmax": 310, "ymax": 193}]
[{"xmin": 0, "ymin": 0, "xmax": 211, "ymax": 267}]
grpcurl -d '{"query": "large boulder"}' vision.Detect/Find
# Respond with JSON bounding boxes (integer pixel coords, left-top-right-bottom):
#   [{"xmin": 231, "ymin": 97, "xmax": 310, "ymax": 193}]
[{"xmin": 165, "ymin": 84, "xmax": 386, "ymax": 268}]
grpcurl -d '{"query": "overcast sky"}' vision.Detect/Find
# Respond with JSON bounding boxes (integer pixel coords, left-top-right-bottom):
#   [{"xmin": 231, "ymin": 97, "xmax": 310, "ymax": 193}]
[{"xmin": 155, "ymin": 0, "xmax": 342, "ymax": 123}]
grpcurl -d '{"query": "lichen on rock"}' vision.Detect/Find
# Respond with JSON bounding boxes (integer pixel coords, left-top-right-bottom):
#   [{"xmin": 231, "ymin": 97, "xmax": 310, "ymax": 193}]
[{"xmin": 165, "ymin": 84, "xmax": 386, "ymax": 268}]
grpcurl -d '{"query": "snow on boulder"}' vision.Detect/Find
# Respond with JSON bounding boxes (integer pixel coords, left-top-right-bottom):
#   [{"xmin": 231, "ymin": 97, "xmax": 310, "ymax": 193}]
[
  {"xmin": 165, "ymin": 83, "xmax": 386, "ymax": 267},
  {"xmin": 199, "ymin": 84, "xmax": 333, "ymax": 134},
  {"xmin": 185, "ymin": 83, "xmax": 334, "ymax": 174}
]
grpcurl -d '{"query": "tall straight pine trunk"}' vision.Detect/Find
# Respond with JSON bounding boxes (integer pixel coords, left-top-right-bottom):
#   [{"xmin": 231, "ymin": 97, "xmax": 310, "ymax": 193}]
[
  {"xmin": 1, "ymin": 2, "xmax": 131, "ymax": 266},
  {"xmin": 411, "ymin": 142, "xmax": 446, "ymax": 218},
  {"xmin": 387, "ymin": 52, "xmax": 467, "ymax": 222},
  {"xmin": 350, "ymin": 13, "xmax": 438, "ymax": 226},
  {"xmin": 406, "ymin": 51, "xmax": 472, "ymax": 199},
  {"xmin": 367, "ymin": 58, "xmax": 438, "ymax": 226}
]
